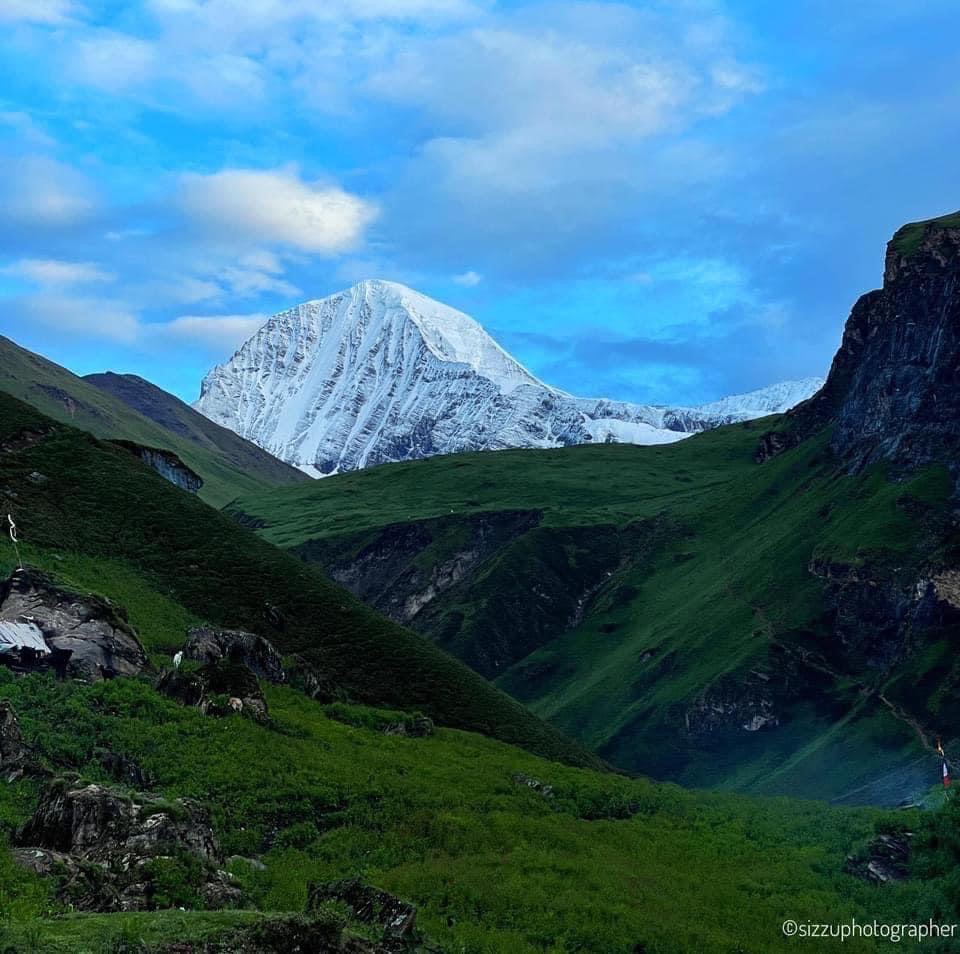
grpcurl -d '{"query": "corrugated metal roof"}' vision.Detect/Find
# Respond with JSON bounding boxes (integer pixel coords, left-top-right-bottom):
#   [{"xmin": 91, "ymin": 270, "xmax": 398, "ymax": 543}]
[{"xmin": 0, "ymin": 620, "xmax": 49, "ymax": 655}]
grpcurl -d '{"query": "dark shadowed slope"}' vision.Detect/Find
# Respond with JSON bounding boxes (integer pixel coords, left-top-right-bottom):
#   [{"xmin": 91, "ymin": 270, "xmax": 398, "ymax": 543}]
[{"xmin": 85, "ymin": 371, "xmax": 307, "ymax": 489}]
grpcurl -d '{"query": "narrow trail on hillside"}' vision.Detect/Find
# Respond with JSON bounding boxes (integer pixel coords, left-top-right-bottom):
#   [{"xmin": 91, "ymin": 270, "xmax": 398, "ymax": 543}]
[{"xmin": 878, "ymin": 693, "xmax": 936, "ymax": 753}]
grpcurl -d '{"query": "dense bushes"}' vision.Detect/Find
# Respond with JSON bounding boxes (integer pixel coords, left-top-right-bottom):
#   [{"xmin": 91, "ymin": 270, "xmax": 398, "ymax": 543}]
[{"xmin": 0, "ymin": 672, "xmax": 941, "ymax": 952}]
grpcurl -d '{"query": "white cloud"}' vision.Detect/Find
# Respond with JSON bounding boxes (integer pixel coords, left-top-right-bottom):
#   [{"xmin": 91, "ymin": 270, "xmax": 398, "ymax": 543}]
[
  {"xmin": 1, "ymin": 258, "xmax": 114, "ymax": 285},
  {"xmin": 7, "ymin": 291, "xmax": 266, "ymax": 354},
  {"xmin": 366, "ymin": 5, "xmax": 761, "ymax": 190},
  {"xmin": 139, "ymin": 277, "xmax": 224, "ymax": 306},
  {"xmin": 0, "ymin": 0, "xmax": 83, "ymax": 25},
  {"xmin": 68, "ymin": 31, "xmax": 158, "ymax": 93},
  {"xmin": 12, "ymin": 294, "xmax": 141, "ymax": 343},
  {"xmin": 216, "ymin": 264, "xmax": 300, "ymax": 298},
  {"xmin": 154, "ymin": 313, "xmax": 268, "ymax": 350},
  {"xmin": 0, "ymin": 111, "xmax": 57, "ymax": 149},
  {"xmin": 0, "ymin": 156, "xmax": 97, "ymax": 226},
  {"xmin": 177, "ymin": 168, "xmax": 378, "ymax": 254},
  {"xmin": 453, "ymin": 270, "xmax": 482, "ymax": 286}
]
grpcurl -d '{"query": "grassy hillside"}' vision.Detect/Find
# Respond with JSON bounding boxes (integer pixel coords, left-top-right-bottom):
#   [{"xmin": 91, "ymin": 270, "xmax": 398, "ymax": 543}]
[
  {"xmin": 0, "ymin": 390, "xmax": 601, "ymax": 770},
  {"xmin": 891, "ymin": 210, "xmax": 960, "ymax": 257},
  {"xmin": 0, "ymin": 337, "xmax": 303, "ymax": 507},
  {"xmin": 1, "ymin": 365, "xmax": 957, "ymax": 952},
  {"xmin": 0, "ymin": 650, "xmax": 941, "ymax": 952},
  {"xmin": 230, "ymin": 422, "xmax": 959, "ymax": 803},
  {"xmin": 84, "ymin": 372, "xmax": 307, "ymax": 490}
]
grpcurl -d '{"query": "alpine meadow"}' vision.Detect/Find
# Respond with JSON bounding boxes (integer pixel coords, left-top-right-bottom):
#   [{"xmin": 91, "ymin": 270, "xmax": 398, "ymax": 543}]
[{"xmin": 2, "ymin": 3, "xmax": 960, "ymax": 953}]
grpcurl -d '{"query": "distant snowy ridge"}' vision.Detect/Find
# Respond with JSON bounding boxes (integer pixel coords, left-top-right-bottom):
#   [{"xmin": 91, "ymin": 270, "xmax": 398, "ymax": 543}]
[{"xmin": 194, "ymin": 280, "xmax": 823, "ymax": 475}]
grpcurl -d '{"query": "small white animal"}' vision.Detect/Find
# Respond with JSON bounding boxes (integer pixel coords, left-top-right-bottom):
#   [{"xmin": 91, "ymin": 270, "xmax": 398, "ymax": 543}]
[
  {"xmin": 173, "ymin": 651, "xmax": 183, "ymax": 670},
  {"xmin": 228, "ymin": 697, "xmax": 243, "ymax": 713}
]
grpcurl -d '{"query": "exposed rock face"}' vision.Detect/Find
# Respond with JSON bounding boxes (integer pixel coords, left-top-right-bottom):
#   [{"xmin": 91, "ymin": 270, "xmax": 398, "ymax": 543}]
[
  {"xmin": 766, "ymin": 212, "xmax": 960, "ymax": 475},
  {"xmin": 183, "ymin": 626, "xmax": 286, "ymax": 684},
  {"xmin": 286, "ymin": 655, "xmax": 339, "ymax": 703},
  {"xmin": 93, "ymin": 746, "xmax": 151, "ymax": 788},
  {"xmin": 14, "ymin": 779, "xmax": 239, "ymax": 911},
  {"xmin": 18, "ymin": 781, "xmax": 218, "ymax": 859},
  {"xmin": 157, "ymin": 659, "xmax": 269, "ymax": 721},
  {"xmin": 298, "ymin": 514, "xmax": 675, "ymax": 680},
  {"xmin": 309, "ymin": 878, "xmax": 417, "ymax": 942},
  {"xmin": 383, "ymin": 715, "xmax": 434, "ymax": 738},
  {"xmin": 0, "ymin": 570, "xmax": 148, "ymax": 681},
  {"xmin": 684, "ymin": 676, "xmax": 780, "ymax": 736},
  {"xmin": 809, "ymin": 559, "xmax": 959, "ymax": 671},
  {"xmin": 511, "ymin": 772, "xmax": 555, "ymax": 798},
  {"xmin": 845, "ymin": 830, "xmax": 913, "ymax": 884},
  {"xmin": 296, "ymin": 510, "xmax": 543, "ymax": 627},
  {"xmin": 113, "ymin": 440, "xmax": 204, "ymax": 494}
]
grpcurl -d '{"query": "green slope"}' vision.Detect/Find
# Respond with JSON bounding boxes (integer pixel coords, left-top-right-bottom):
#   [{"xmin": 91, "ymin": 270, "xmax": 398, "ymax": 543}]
[
  {"xmin": 0, "ymin": 390, "xmax": 603, "ymax": 770},
  {"xmin": 1, "ymin": 383, "xmax": 955, "ymax": 952},
  {"xmin": 0, "ymin": 666, "xmax": 938, "ymax": 952},
  {"xmin": 84, "ymin": 371, "xmax": 307, "ymax": 490},
  {"xmin": 229, "ymin": 422, "xmax": 958, "ymax": 803},
  {"xmin": 0, "ymin": 337, "xmax": 302, "ymax": 507}
]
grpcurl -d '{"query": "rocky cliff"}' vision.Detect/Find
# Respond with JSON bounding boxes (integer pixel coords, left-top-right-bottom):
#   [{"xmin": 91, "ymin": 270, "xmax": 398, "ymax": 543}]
[{"xmin": 773, "ymin": 212, "xmax": 960, "ymax": 475}]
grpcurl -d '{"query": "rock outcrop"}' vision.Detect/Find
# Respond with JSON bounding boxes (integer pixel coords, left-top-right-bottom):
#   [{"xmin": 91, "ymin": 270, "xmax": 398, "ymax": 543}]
[
  {"xmin": 764, "ymin": 212, "xmax": 960, "ymax": 475},
  {"xmin": 309, "ymin": 878, "xmax": 418, "ymax": 944},
  {"xmin": 684, "ymin": 673, "xmax": 781, "ymax": 736},
  {"xmin": 383, "ymin": 715, "xmax": 434, "ymax": 738},
  {"xmin": 148, "ymin": 912, "xmax": 432, "ymax": 953},
  {"xmin": 845, "ymin": 830, "xmax": 913, "ymax": 884},
  {"xmin": 113, "ymin": 440, "xmax": 204, "ymax": 494},
  {"xmin": 511, "ymin": 772, "xmax": 555, "ymax": 798},
  {"xmin": 286, "ymin": 655, "xmax": 340, "ymax": 703},
  {"xmin": 0, "ymin": 570, "xmax": 149, "ymax": 681},
  {"xmin": 13, "ymin": 778, "xmax": 240, "ymax": 911},
  {"xmin": 157, "ymin": 659, "xmax": 269, "ymax": 721},
  {"xmin": 809, "ymin": 558, "xmax": 960, "ymax": 671},
  {"xmin": 183, "ymin": 626, "xmax": 286, "ymax": 684}
]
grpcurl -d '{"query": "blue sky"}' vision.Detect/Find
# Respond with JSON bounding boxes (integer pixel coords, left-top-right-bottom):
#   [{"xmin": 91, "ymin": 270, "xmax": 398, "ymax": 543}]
[{"xmin": 0, "ymin": 0, "xmax": 957, "ymax": 405}]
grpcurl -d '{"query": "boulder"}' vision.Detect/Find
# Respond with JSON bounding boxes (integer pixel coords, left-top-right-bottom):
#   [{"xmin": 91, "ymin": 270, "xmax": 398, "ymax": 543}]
[
  {"xmin": 0, "ymin": 570, "xmax": 148, "ymax": 681},
  {"xmin": 511, "ymin": 772, "xmax": 555, "ymax": 798},
  {"xmin": 157, "ymin": 659, "xmax": 269, "ymax": 721},
  {"xmin": 17, "ymin": 780, "xmax": 218, "ymax": 860},
  {"xmin": 845, "ymin": 830, "xmax": 913, "ymax": 884},
  {"xmin": 184, "ymin": 626, "xmax": 286, "ymax": 684},
  {"xmin": 309, "ymin": 878, "xmax": 417, "ymax": 942},
  {"xmin": 14, "ymin": 778, "xmax": 239, "ymax": 912},
  {"xmin": 383, "ymin": 715, "xmax": 435, "ymax": 738},
  {"xmin": 93, "ymin": 746, "xmax": 151, "ymax": 788}
]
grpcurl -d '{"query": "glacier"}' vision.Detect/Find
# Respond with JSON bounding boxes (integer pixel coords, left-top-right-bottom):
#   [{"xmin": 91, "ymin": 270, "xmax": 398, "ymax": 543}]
[{"xmin": 194, "ymin": 279, "xmax": 824, "ymax": 475}]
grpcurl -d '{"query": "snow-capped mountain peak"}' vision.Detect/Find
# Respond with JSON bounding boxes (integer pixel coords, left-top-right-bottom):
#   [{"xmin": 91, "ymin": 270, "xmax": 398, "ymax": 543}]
[
  {"xmin": 347, "ymin": 280, "xmax": 546, "ymax": 394},
  {"xmin": 195, "ymin": 280, "xmax": 823, "ymax": 476}
]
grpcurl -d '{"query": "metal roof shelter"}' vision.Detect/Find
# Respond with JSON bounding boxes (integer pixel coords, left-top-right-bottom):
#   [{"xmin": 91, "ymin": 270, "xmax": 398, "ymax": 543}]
[{"xmin": 0, "ymin": 620, "xmax": 49, "ymax": 656}]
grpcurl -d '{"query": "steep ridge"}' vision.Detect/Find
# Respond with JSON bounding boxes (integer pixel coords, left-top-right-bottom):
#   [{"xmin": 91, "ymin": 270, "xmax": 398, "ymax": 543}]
[
  {"xmin": 766, "ymin": 210, "xmax": 960, "ymax": 473},
  {"xmin": 230, "ymin": 216, "xmax": 960, "ymax": 805},
  {"xmin": 195, "ymin": 279, "xmax": 821, "ymax": 474},
  {"xmin": 84, "ymin": 372, "xmax": 307, "ymax": 490},
  {"xmin": 0, "ymin": 389, "xmax": 603, "ymax": 770},
  {"xmin": 0, "ymin": 337, "xmax": 305, "ymax": 506}
]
